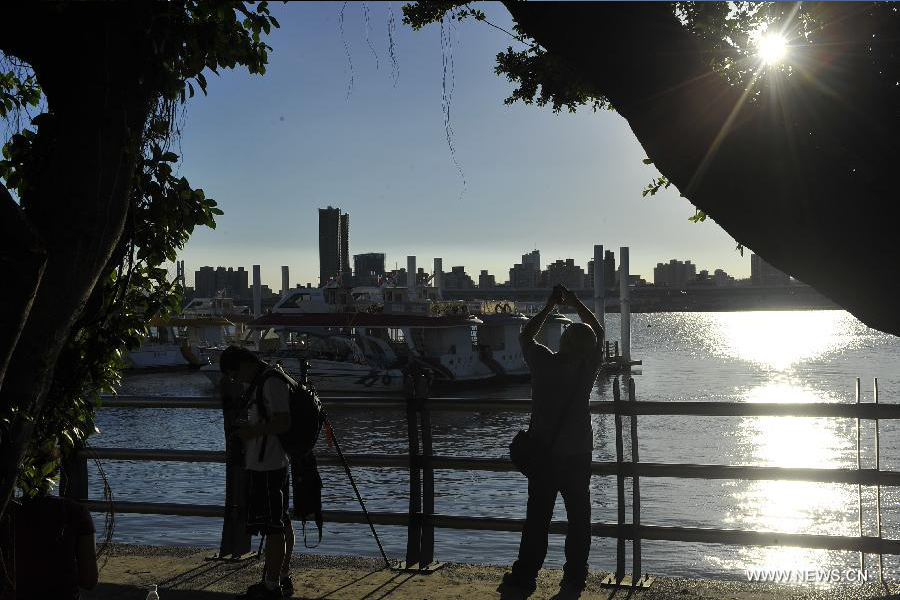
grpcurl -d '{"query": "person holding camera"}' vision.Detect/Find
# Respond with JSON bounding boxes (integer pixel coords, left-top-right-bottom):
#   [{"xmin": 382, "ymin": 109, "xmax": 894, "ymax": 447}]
[
  {"xmin": 500, "ymin": 285, "xmax": 604, "ymax": 598},
  {"xmin": 220, "ymin": 346, "xmax": 295, "ymax": 600}
]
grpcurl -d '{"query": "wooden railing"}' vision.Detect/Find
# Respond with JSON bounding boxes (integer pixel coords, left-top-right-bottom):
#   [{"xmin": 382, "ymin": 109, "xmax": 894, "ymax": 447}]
[{"xmin": 65, "ymin": 377, "xmax": 894, "ymax": 585}]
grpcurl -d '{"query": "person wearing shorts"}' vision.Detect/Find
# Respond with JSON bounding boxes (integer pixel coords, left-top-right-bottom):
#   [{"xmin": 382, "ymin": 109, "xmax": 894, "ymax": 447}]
[{"xmin": 221, "ymin": 345, "xmax": 295, "ymax": 600}]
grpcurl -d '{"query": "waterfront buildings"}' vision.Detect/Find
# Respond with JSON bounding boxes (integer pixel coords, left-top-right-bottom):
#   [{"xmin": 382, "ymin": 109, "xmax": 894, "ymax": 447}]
[
  {"xmin": 545, "ymin": 258, "xmax": 585, "ymax": 290},
  {"xmin": 509, "ymin": 250, "xmax": 541, "ymax": 289},
  {"xmin": 751, "ymin": 253, "xmax": 790, "ymax": 286},
  {"xmin": 194, "ymin": 266, "xmax": 249, "ymax": 298},
  {"xmin": 479, "ymin": 270, "xmax": 496, "ymax": 290},
  {"xmin": 353, "ymin": 252, "xmax": 386, "ymax": 286},
  {"xmin": 654, "ymin": 259, "xmax": 698, "ymax": 288},
  {"xmin": 443, "ymin": 266, "xmax": 475, "ymax": 289}
]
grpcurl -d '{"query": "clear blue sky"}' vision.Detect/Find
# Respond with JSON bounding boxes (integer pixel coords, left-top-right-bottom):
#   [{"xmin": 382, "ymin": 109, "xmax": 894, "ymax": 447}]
[{"xmin": 177, "ymin": 1, "xmax": 748, "ymax": 289}]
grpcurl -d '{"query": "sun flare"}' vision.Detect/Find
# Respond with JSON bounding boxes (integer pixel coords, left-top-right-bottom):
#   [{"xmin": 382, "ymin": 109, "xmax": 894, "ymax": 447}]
[{"xmin": 758, "ymin": 33, "xmax": 787, "ymax": 65}]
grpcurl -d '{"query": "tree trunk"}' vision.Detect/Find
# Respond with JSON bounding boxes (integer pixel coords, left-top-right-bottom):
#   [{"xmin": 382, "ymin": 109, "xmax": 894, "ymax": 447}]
[
  {"xmin": 0, "ymin": 187, "xmax": 47, "ymax": 392},
  {"xmin": 504, "ymin": 2, "xmax": 900, "ymax": 335},
  {"xmin": 0, "ymin": 10, "xmax": 154, "ymax": 520}
]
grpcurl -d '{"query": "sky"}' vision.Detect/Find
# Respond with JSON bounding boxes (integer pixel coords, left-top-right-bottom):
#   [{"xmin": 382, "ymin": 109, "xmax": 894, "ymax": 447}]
[{"xmin": 176, "ymin": 1, "xmax": 748, "ymax": 289}]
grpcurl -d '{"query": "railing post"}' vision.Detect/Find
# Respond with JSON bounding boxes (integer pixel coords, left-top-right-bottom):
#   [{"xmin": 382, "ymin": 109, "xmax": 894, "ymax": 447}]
[
  {"xmin": 628, "ymin": 378, "xmax": 652, "ymax": 587},
  {"xmin": 213, "ymin": 377, "xmax": 253, "ymax": 560},
  {"xmin": 61, "ymin": 441, "xmax": 88, "ymax": 500},
  {"xmin": 420, "ymin": 392, "xmax": 436, "ymax": 567},
  {"xmin": 403, "ymin": 380, "xmax": 423, "ymax": 569},
  {"xmin": 856, "ymin": 377, "xmax": 864, "ymax": 575},
  {"xmin": 613, "ymin": 378, "xmax": 626, "ymax": 582},
  {"xmin": 874, "ymin": 377, "xmax": 884, "ymax": 583},
  {"xmin": 397, "ymin": 368, "xmax": 443, "ymax": 572}
]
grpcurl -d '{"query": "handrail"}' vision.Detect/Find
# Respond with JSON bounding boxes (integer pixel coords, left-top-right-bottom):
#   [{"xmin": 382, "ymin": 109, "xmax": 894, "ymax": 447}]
[
  {"xmin": 99, "ymin": 395, "xmax": 900, "ymax": 419},
  {"xmin": 82, "ymin": 447, "xmax": 900, "ymax": 487},
  {"xmin": 82, "ymin": 380, "xmax": 900, "ymax": 580},
  {"xmin": 77, "ymin": 500, "xmax": 900, "ymax": 556}
]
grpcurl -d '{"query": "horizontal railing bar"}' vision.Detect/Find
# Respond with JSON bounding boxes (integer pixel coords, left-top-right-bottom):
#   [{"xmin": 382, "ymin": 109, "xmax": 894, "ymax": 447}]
[
  {"xmin": 612, "ymin": 401, "xmax": 900, "ymax": 419},
  {"xmin": 621, "ymin": 524, "xmax": 900, "ymax": 555},
  {"xmin": 83, "ymin": 448, "xmax": 226, "ymax": 462},
  {"xmin": 98, "ymin": 395, "xmax": 900, "ymax": 419},
  {"xmin": 80, "ymin": 500, "xmax": 900, "ymax": 555},
  {"xmin": 627, "ymin": 462, "xmax": 900, "ymax": 486},
  {"xmin": 79, "ymin": 449, "xmax": 900, "ymax": 487}
]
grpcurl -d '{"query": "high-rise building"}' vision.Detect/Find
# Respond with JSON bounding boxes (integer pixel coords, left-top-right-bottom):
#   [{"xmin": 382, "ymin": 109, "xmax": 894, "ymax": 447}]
[
  {"xmin": 444, "ymin": 266, "xmax": 475, "ymax": 289},
  {"xmin": 340, "ymin": 212, "xmax": 351, "ymax": 280},
  {"xmin": 319, "ymin": 206, "xmax": 349, "ymax": 286},
  {"xmin": 194, "ymin": 266, "xmax": 248, "ymax": 298},
  {"xmin": 479, "ymin": 270, "xmax": 496, "ymax": 289},
  {"xmin": 510, "ymin": 249, "xmax": 542, "ymax": 289},
  {"xmin": 750, "ymin": 253, "xmax": 790, "ymax": 286},
  {"xmin": 522, "ymin": 249, "xmax": 540, "ymax": 271},
  {"xmin": 545, "ymin": 258, "xmax": 585, "ymax": 290},
  {"xmin": 653, "ymin": 259, "xmax": 697, "ymax": 288},
  {"xmin": 604, "ymin": 250, "xmax": 616, "ymax": 287},
  {"xmin": 353, "ymin": 252, "xmax": 386, "ymax": 286}
]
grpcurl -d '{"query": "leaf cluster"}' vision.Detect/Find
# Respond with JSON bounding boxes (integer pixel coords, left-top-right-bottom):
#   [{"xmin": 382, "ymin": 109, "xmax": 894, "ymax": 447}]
[{"xmin": 0, "ymin": 0, "xmax": 276, "ymax": 495}]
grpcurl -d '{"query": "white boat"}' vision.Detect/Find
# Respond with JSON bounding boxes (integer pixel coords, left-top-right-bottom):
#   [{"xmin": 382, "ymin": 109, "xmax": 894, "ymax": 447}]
[
  {"xmin": 126, "ymin": 322, "xmax": 205, "ymax": 369},
  {"xmin": 474, "ymin": 302, "xmax": 572, "ymax": 380},
  {"xmin": 127, "ymin": 296, "xmax": 251, "ymax": 370}
]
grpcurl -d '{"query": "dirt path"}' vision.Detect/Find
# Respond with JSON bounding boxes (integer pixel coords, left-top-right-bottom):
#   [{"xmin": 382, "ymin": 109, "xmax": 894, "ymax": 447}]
[{"xmin": 81, "ymin": 544, "xmax": 897, "ymax": 599}]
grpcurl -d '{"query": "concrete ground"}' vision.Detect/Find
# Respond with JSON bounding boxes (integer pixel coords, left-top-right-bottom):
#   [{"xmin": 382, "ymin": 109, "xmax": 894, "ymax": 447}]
[{"xmin": 81, "ymin": 544, "xmax": 900, "ymax": 600}]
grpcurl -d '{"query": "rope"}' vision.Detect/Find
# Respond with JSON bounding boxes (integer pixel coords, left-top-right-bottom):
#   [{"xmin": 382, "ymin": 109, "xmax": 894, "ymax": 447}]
[{"xmin": 326, "ymin": 417, "xmax": 391, "ymax": 569}]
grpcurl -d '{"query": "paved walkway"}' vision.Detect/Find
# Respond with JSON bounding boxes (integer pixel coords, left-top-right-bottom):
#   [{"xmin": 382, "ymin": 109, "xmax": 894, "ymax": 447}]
[{"xmin": 81, "ymin": 544, "xmax": 899, "ymax": 599}]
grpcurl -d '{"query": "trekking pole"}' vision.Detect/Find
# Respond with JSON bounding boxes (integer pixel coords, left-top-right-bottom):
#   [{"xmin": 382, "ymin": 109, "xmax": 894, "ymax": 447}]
[{"xmin": 326, "ymin": 417, "xmax": 392, "ymax": 569}]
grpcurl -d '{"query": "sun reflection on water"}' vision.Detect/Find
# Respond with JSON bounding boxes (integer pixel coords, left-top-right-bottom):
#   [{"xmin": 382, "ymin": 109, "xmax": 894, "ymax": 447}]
[
  {"xmin": 705, "ymin": 311, "xmax": 856, "ymax": 370},
  {"xmin": 711, "ymin": 380, "xmax": 859, "ymax": 575}
]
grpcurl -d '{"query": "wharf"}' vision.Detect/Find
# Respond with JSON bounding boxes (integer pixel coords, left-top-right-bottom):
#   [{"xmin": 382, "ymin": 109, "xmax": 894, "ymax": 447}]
[{"xmin": 83, "ymin": 544, "xmax": 896, "ymax": 599}]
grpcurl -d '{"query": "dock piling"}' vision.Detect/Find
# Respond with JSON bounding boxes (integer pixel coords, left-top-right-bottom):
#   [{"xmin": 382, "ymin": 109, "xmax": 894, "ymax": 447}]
[{"xmin": 619, "ymin": 247, "xmax": 631, "ymax": 363}]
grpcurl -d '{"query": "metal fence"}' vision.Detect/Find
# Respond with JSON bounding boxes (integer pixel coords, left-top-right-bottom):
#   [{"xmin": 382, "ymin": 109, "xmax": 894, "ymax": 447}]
[{"xmin": 66, "ymin": 377, "xmax": 896, "ymax": 585}]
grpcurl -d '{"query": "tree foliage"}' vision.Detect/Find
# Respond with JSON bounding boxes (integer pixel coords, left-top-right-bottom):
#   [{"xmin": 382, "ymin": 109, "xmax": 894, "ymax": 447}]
[{"xmin": 0, "ymin": 1, "xmax": 276, "ymax": 499}]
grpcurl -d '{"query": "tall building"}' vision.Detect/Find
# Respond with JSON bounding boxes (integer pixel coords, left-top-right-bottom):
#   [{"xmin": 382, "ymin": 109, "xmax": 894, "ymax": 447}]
[
  {"xmin": 354, "ymin": 252, "xmax": 386, "ymax": 285},
  {"xmin": 654, "ymin": 259, "xmax": 697, "ymax": 288},
  {"xmin": 750, "ymin": 253, "xmax": 790, "ymax": 286},
  {"xmin": 444, "ymin": 266, "xmax": 475, "ymax": 289},
  {"xmin": 193, "ymin": 266, "xmax": 248, "ymax": 298},
  {"xmin": 340, "ymin": 212, "xmax": 351, "ymax": 281},
  {"xmin": 604, "ymin": 250, "xmax": 616, "ymax": 287},
  {"xmin": 479, "ymin": 270, "xmax": 496, "ymax": 289},
  {"xmin": 319, "ymin": 206, "xmax": 350, "ymax": 286},
  {"xmin": 545, "ymin": 258, "xmax": 585, "ymax": 290},
  {"xmin": 510, "ymin": 249, "xmax": 542, "ymax": 289}
]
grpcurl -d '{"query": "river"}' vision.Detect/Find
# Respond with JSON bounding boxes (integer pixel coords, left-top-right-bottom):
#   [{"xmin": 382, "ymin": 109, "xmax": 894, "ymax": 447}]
[{"xmin": 91, "ymin": 310, "xmax": 900, "ymax": 581}]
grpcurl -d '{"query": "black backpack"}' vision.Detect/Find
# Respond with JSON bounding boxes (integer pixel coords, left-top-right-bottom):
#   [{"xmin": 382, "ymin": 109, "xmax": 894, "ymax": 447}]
[{"xmin": 247, "ymin": 364, "xmax": 325, "ymax": 460}]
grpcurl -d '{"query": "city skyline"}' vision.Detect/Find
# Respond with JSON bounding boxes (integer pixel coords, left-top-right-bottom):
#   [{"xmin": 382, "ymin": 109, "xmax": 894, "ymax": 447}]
[
  {"xmin": 174, "ymin": 2, "xmax": 751, "ymax": 289},
  {"xmin": 182, "ymin": 248, "xmax": 754, "ymax": 292}
]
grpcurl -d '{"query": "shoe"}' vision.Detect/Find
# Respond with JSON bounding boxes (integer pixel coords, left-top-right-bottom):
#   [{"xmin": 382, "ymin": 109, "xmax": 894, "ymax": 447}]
[
  {"xmin": 280, "ymin": 575, "xmax": 294, "ymax": 597},
  {"xmin": 552, "ymin": 577, "xmax": 585, "ymax": 600},
  {"xmin": 237, "ymin": 581, "xmax": 283, "ymax": 599},
  {"xmin": 497, "ymin": 572, "xmax": 537, "ymax": 597}
]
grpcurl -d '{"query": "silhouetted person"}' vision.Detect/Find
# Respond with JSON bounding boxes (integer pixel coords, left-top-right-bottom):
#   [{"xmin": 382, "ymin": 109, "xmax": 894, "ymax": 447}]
[
  {"xmin": 11, "ymin": 443, "xmax": 97, "ymax": 600},
  {"xmin": 221, "ymin": 346, "xmax": 295, "ymax": 600},
  {"xmin": 500, "ymin": 285, "xmax": 604, "ymax": 599}
]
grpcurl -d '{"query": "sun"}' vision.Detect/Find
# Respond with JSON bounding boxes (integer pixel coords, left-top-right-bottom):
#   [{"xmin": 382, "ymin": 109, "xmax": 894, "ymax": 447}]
[{"xmin": 758, "ymin": 33, "xmax": 787, "ymax": 65}]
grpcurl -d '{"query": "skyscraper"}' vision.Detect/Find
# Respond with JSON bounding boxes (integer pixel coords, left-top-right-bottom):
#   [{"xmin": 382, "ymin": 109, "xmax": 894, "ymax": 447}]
[
  {"xmin": 319, "ymin": 206, "xmax": 348, "ymax": 286},
  {"xmin": 353, "ymin": 252, "xmax": 386, "ymax": 285},
  {"xmin": 750, "ymin": 253, "xmax": 790, "ymax": 286},
  {"xmin": 340, "ymin": 212, "xmax": 351, "ymax": 280}
]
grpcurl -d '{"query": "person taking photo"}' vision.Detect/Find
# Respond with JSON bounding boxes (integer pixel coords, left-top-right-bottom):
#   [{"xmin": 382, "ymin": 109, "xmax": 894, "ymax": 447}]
[{"xmin": 500, "ymin": 285, "xmax": 604, "ymax": 599}]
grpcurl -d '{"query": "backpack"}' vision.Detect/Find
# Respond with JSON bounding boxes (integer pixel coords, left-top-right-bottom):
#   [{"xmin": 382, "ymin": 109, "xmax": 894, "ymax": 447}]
[{"xmin": 247, "ymin": 364, "xmax": 325, "ymax": 460}]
